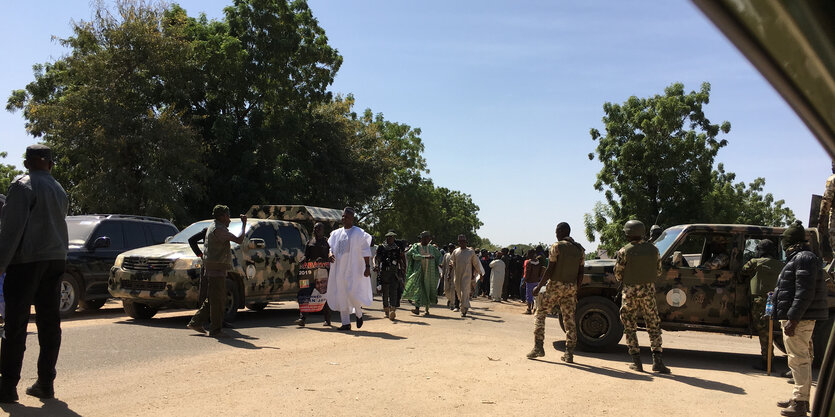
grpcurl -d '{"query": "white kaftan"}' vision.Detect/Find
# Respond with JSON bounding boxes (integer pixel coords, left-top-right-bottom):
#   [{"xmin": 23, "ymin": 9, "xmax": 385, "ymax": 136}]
[{"xmin": 327, "ymin": 226, "xmax": 373, "ymax": 313}]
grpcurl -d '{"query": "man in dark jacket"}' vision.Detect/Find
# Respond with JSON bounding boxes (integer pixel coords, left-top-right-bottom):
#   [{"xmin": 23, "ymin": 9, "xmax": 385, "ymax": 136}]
[
  {"xmin": 0, "ymin": 145, "xmax": 68, "ymax": 402},
  {"xmin": 773, "ymin": 220, "xmax": 828, "ymax": 417}
]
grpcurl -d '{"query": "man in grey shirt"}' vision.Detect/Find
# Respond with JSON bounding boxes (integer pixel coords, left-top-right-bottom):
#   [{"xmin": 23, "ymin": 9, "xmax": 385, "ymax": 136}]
[{"xmin": 0, "ymin": 144, "xmax": 68, "ymax": 403}]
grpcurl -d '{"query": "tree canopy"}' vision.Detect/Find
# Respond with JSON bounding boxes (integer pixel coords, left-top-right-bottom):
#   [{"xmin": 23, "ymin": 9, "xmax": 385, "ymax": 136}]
[
  {"xmin": 6, "ymin": 0, "xmax": 484, "ymax": 242},
  {"xmin": 0, "ymin": 153, "xmax": 23, "ymax": 195},
  {"xmin": 585, "ymin": 82, "xmax": 794, "ymax": 253}
]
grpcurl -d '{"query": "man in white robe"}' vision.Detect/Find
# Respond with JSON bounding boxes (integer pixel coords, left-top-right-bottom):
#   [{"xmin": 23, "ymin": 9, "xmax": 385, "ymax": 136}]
[
  {"xmin": 489, "ymin": 252, "xmax": 506, "ymax": 302},
  {"xmin": 451, "ymin": 234, "xmax": 482, "ymax": 317},
  {"xmin": 327, "ymin": 207, "xmax": 373, "ymax": 331}
]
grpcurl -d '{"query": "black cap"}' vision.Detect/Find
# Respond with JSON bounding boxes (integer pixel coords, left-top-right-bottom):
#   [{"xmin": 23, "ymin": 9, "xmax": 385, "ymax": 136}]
[{"xmin": 26, "ymin": 144, "xmax": 52, "ymax": 161}]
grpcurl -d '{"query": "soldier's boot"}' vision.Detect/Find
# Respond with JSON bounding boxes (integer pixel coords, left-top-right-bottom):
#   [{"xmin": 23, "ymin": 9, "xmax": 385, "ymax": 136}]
[
  {"xmin": 561, "ymin": 351, "xmax": 574, "ymax": 363},
  {"xmin": 651, "ymin": 351, "xmax": 671, "ymax": 374},
  {"xmin": 780, "ymin": 400, "xmax": 809, "ymax": 417},
  {"xmin": 629, "ymin": 353, "xmax": 643, "ymax": 372},
  {"xmin": 526, "ymin": 340, "xmax": 545, "ymax": 359}
]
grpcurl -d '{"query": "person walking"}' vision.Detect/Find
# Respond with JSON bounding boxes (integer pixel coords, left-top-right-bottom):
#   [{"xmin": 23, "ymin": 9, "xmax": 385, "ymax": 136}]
[
  {"xmin": 441, "ymin": 243, "xmax": 457, "ymax": 310},
  {"xmin": 0, "ymin": 144, "xmax": 68, "ymax": 402},
  {"xmin": 404, "ymin": 231, "xmax": 442, "ymax": 316},
  {"xmin": 327, "ymin": 207, "xmax": 373, "ymax": 331},
  {"xmin": 616, "ymin": 220, "xmax": 670, "ymax": 373},
  {"xmin": 451, "ymin": 235, "xmax": 482, "ymax": 317},
  {"xmin": 489, "ymin": 252, "xmax": 506, "ymax": 302},
  {"xmin": 527, "ymin": 222, "xmax": 584, "ymax": 363},
  {"xmin": 523, "ymin": 249, "xmax": 545, "ymax": 314},
  {"xmin": 375, "ymin": 230, "xmax": 405, "ymax": 320},
  {"xmin": 774, "ymin": 221, "xmax": 828, "ymax": 416},
  {"xmin": 187, "ymin": 205, "xmax": 246, "ymax": 338}
]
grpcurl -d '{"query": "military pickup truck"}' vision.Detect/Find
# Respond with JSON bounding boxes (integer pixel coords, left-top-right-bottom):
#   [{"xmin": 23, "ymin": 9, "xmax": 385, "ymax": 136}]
[
  {"xmin": 571, "ymin": 224, "xmax": 835, "ymax": 361},
  {"xmin": 108, "ymin": 205, "xmax": 341, "ymax": 320}
]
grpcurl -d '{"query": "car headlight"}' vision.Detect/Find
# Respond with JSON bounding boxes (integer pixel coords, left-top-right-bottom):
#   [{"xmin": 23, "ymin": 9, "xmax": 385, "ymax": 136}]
[
  {"xmin": 114, "ymin": 254, "xmax": 125, "ymax": 268},
  {"xmin": 173, "ymin": 257, "xmax": 202, "ymax": 270}
]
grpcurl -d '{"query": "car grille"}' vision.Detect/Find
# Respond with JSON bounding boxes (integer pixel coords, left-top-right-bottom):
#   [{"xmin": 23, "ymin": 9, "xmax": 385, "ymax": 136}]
[
  {"xmin": 123, "ymin": 257, "xmax": 172, "ymax": 271},
  {"xmin": 120, "ymin": 281, "xmax": 167, "ymax": 292}
]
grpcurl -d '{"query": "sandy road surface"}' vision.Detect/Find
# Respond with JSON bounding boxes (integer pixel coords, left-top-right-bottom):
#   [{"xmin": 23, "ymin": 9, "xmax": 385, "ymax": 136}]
[{"xmin": 0, "ymin": 297, "xmax": 808, "ymax": 416}]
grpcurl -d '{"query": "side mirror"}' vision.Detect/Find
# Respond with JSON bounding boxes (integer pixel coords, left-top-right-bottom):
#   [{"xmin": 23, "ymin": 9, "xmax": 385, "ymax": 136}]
[
  {"xmin": 248, "ymin": 238, "xmax": 266, "ymax": 250},
  {"xmin": 92, "ymin": 236, "xmax": 111, "ymax": 250},
  {"xmin": 164, "ymin": 236, "xmax": 173, "ymax": 243}
]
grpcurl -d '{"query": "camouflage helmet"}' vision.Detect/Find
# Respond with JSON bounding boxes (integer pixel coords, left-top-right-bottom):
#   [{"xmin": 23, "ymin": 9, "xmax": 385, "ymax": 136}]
[
  {"xmin": 782, "ymin": 220, "xmax": 807, "ymax": 246},
  {"xmin": 623, "ymin": 220, "xmax": 646, "ymax": 238}
]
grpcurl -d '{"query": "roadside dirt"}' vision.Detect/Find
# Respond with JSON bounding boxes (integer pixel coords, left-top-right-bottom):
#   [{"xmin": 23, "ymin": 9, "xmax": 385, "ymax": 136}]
[{"xmin": 3, "ymin": 297, "xmax": 807, "ymax": 416}]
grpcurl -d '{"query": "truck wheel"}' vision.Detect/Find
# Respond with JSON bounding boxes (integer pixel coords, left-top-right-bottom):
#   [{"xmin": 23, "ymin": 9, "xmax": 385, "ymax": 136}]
[
  {"xmin": 59, "ymin": 274, "xmax": 81, "ymax": 317},
  {"xmin": 813, "ymin": 316, "xmax": 835, "ymax": 367},
  {"xmin": 246, "ymin": 302, "xmax": 268, "ymax": 312},
  {"xmin": 576, "ymin": 296, "xmax": 624, "ymax": 352},
  {"xmin": 123, "ymin": 300, "xmax": 158, "ymax": 319},
  {"xmin": 224, "ymin": 279, "xmax": 240, "ymax": 322},
  {"xmin": 79, "ymin": 298, "xmax": 107, "ymax": 311}
]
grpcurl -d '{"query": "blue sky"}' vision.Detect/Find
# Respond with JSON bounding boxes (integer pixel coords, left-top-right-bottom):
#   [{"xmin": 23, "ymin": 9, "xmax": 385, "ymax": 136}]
[{"xmin": 1, "ymin": 1, "xmax": 829, "ymax": 250}]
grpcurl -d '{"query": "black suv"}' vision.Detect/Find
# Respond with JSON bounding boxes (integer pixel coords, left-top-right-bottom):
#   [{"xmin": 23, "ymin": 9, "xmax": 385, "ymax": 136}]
[{"xmin": 64, "ymin": 215, "xmax": 178, "ymax": 316}]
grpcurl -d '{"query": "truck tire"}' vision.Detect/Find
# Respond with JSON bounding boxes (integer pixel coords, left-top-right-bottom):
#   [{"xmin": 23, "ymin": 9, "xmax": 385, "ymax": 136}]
[
  {"xmin": 59, "ymin": 273, "xmax": 81, "ymax": 318},
  {"xmin": 576, "ymin": 296, "xmax": 624, "ymax": 352},
  {"xmin": 224, "ymin": 278, "xmax": 240, "ymax": 322},
  {"xmin": 813, "ymin": 316, "xmax": 835, "ymax": 367},
  {"xmin": 123, "ymin": 300, "xmax": 158, "ymax": 319},
  {"xmin": 246, "ymin": 302, "xmax": 268, "ymax": 312}
]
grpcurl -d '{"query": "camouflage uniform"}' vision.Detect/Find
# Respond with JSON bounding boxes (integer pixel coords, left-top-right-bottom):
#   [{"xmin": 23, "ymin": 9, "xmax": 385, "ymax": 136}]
[
  {"xmin": 534, "ymin": 281, "xmax": 577, "ymax": 350},
  {"xmin": 528, "ymin": 237, "xmax": 584, "ymax": 360},
  {"xmin": 615, "ymin": 240, "xmax": 664, "ymax": 356},
  {"xmin": 619, "ymin": 283, "xmax": 663, "ymax": 355}
]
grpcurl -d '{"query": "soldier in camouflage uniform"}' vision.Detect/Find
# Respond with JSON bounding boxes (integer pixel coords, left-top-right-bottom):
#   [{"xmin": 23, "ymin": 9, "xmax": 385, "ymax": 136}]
[
  {"xmin": 819, "ymin": 161, "xmax": 835, "ymax": 261},
  {"xmin": 616, "ymin": 220, "xmax": 670, "ymax": 373},
  {"xmin": 527, "ymin": 222, "xmax": 584, "ymax": 363},
  {"xmin": 739, "ymin": 239, "xmax": 783, "ymax": 370}
]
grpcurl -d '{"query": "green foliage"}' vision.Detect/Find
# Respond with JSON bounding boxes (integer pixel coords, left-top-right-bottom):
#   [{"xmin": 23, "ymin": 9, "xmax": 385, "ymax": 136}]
[
  {"xmin": 7, "ymin": 1, "xmax": 205, "ymax": 220},
  {"xmin": 0, "ymin": 152, "xmax": 23, "ymax": 194},
  {"xmin": 6, "ymin": 0, "xmax": 486, "ymax": 242},
  {"xmin": 586, "ymin": 82, "xmax": 792, "ymax": 253},
  {"xmin": 365, "ymin": 175, "xmax": 483, "ymax": 247}
]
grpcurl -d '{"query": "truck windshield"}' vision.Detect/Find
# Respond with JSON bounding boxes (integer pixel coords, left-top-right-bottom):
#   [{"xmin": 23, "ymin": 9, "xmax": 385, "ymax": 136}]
[
  {"xmin": 653, "ymin": 228, "xmax": 682, "ymax": 258},
  {"xmin": 167, "ymin": 220, "xmax": 250, "ymax": 244}
]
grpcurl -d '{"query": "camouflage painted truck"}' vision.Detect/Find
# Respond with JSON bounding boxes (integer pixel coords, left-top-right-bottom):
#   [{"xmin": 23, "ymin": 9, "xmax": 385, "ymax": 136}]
[
  {"xmin": 108, "ymin": 205, "xmax": 342, "ymax": 320},
  {"xmin": 571, "ymin": 224, "xmax": 835, "ymax": 360}
]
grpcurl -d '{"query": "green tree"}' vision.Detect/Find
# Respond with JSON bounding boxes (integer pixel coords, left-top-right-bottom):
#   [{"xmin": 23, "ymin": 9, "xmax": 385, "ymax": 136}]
[
  {"xmin": 0, "ymin": 152, "xmax": 23, "ymax": 194},
  {"xmin": 7, "ymin": 1, "xmax": 205, "ymax": 220},
  {"xmin": 585, "ymin": 82, "xmax": 791, "ymax": 253}
]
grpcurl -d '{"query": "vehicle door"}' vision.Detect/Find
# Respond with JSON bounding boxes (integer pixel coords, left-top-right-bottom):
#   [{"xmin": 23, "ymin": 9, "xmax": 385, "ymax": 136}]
[
  {"xmin": 245, "ymin": 222, "xmax": 278, "ymax": 297},
  {"xmin": 658, "ymin": 231, "xmax": 738, "ymax": 325},
  {"xmin": 275, "ymin": 224, "xmax": 305, "ymax": 296},
  {"xmin": 83, "ymin": 221, "xmax": 127, "ymax": 292}
]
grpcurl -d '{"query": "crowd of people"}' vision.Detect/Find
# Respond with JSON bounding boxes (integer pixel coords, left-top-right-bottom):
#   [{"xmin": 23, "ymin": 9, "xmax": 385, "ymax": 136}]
[{"xmin": 0, "ymin": 143, "xmax": 830, "ymax": 417}]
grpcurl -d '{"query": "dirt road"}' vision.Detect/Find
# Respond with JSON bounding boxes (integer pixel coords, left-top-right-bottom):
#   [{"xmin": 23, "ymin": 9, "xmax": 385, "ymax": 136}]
[{"xmin": 0, "ymin": 297, "xmax": 806, "ymax": 416}]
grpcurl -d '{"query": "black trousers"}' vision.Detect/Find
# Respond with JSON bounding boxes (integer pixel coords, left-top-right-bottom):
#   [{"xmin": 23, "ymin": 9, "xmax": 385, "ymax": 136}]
[
  {"xmin": 1, "ymin": 260, "xmax": 65, "ymax": 386},
  {"xmin": 380, "ymin": 269, "xmax": 400, "ymax": 308}
]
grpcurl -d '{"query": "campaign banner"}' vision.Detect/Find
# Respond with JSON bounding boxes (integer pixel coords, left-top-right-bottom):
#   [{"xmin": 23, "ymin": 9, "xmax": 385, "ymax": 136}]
[{"xmin": 298, "ymin": 261, "xmax": 329, "ymax": 313}]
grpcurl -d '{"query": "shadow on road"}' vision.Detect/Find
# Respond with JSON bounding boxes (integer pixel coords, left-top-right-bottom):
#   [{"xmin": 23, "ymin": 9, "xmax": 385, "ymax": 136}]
[
  {"xmin": 0, "ymin": 398, "xmax": 82, "ymax": 417},
  {"xmin": 548, "ymin": 341, "xmax": 752, "ymax": 394},
  {"xmin": 303, "ymin": 326, "xmax": 407, "ymax": 340}
]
